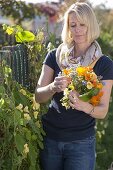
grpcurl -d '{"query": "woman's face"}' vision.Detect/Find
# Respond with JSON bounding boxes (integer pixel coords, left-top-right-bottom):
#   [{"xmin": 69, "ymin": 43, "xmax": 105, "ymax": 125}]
[{"xmin": 69, "ymin": 13, "xmax": 88, "ymax": 45}]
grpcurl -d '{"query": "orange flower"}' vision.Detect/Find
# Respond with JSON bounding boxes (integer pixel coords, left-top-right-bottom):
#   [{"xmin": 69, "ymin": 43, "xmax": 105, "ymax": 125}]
[
  {"xmin": 90, "ymin": 72, "xmax": 97, "ymax": 81},
  {"xmin": 92, "ymin": 79, "xmax": 98, "ymax": 87},
  {"xmin": 61, "ymin": 66, "xmax": 104, "ymax": 109},
  {"xmin": 62, "ymin": 68, "xmax": 72, "ymax": 76},
  {"xmin": 96, "ymin": 83, "xmax": 103, "ymax": 89},
  {"xmin": 90, "ymin": 91, "xmax": 104, "ymax": 106},
  {"xmin": 85, "ymin": 72, "xmax": 91, "ymax": 81}
]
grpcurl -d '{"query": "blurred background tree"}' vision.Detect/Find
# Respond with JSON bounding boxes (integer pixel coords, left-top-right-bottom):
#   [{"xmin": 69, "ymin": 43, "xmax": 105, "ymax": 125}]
[{"xmin": 0, "ymin": 0, "xmax": 41, "ymax": 24}]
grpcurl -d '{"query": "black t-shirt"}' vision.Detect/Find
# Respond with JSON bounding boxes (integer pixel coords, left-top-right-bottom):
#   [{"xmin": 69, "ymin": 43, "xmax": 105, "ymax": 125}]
[{"xmin": 42, "ymin": 49, "xmax": 113, "ymax": 142}]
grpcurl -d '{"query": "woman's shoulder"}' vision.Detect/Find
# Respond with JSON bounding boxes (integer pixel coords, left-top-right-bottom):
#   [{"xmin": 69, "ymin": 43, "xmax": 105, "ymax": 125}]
[
  {"xmin": 98, "ymin": 55, "xmax": 113, "ymax": 65},
  {"xmin": 95, "ymin": 55, "xmax": 113, "ymax": 80},
  {"xmin": 44, "ymin": 48, "xmax": 57, "ymax": 61},
  {"xmin": 47, "ymin": 48, "xmax": 57, "ymax": 56},
  {"xmin": 43, "ymin": 48, "xmax": 57, "ymax": 70},
  {"xmin": 95, "ymin": 55, "xmax": 113, "ymax": 70}
]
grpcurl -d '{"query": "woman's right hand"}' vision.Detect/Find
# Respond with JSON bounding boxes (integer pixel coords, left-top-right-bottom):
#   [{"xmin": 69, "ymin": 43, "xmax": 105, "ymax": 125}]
[{"xmin": 51, "ymin": 76, "xmax": 70, "ymax": 93}]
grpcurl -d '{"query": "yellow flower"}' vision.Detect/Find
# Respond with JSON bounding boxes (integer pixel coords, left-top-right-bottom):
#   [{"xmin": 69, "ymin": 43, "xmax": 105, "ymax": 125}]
[
  {"xmin": 61, "ymin": 102, "xmax": 70, "ymax": 110},
  {"xmin": 24, "ymin": 113, "xmax": 31, "ymax": 121},
  {"xmin": 23, "ymin": 106, "xmax": 29, "ymax": 113},
  {"xmin": 60, "ymin": 66, "xmax": 103, "ymax": 109},
  {"xmin": 33, "ymin": 111, "xmax": 39, "ymax": 119},
  {"xmin": 76, "ymin": 66, "xmax": 86, "ymax": 76},
  {"xmin": 32, "ymin": 96, "xmax": 40, "ymax": 110},
  {"xmin": 19, "ymin": 89, "xmax": 27, "ymax": 95},
  {"xmin": 16, "ymin": 104, "xmax": 23, "ymax": 111},
  {"xmin": 64, "ymin": 88, "xmax": 70, "ymax": 96},
  {"xmin": 87, "ymin": 81, "xmax": 94, "ymax": 89},
  {"xmin": 6, "ymin": 27, "xmax": 14, "ymax": 35},
  {"xmin": 68, "ymin": 83, "xmax": 75, "ymax": 90},
  {"xmin": 23, "ymin": 143, "xmax": 29, "ymax": 157}
]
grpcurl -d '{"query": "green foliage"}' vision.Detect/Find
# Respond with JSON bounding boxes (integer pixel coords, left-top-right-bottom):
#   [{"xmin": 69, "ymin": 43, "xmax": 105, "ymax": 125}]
[
  {"xmin": 0, "ymin": 24, "xmax": 58, "ymax": 169},
  {"xmin": 95, "ymin": 30, "xmax": 113, "ymax": 169},
  {"xmin": 96, "ymin": 90, "xmax": 113, "ymax": 170},
  {"xmin": 3, "ymin": 24, "xmax": 47, "ymax": 92},
  {"xmin": 0, "ymin": 60, "xmax": 46, "ymax": 170},
  {"xmin": 98, "ymin": 31, "xmax": 113, "ymax": 59}
]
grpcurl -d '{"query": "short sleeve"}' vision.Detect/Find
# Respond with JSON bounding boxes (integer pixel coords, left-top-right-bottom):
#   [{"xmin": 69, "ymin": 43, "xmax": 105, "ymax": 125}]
[
  {"xmin": 43, "ymin": 49, "xmax": 57, "ymax": 70},
  {"xmin": 94, "ymin": 56, "xmax": 113, "ymax": 80}
]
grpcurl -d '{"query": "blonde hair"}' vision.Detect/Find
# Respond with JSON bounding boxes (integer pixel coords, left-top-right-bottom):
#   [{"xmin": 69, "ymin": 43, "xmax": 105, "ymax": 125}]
[{"xmin": 61, "ymin": 2, "xmax": 100, "ymax": 46}]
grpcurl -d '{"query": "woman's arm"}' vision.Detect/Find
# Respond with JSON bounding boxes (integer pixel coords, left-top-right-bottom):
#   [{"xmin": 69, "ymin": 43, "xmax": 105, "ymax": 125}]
[
  {"xmin": 35, "ymin": 64, "xmax": 55, "ymax": 103},
  {"xmin": 69, "ymin": 80, "xmax": 113, "ymax": 119},
  {"xmin": 35, "ymin": 64, "xmax": 69, "ymax": 103}
]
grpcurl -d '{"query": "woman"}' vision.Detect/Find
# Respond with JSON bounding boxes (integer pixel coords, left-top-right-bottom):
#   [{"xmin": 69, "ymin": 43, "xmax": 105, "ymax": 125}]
[{"xmin": 35, "ymin": 2, "xmax": 113, "ymax": 170}]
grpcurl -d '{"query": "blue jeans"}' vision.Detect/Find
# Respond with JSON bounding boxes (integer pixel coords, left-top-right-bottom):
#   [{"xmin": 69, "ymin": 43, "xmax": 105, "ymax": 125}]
[{"xmin": 40, "ymin": 136, "xmax": 96, "ymax": 170}]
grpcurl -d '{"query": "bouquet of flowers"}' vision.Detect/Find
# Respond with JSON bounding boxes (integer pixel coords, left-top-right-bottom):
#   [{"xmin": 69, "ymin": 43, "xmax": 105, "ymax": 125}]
[{"xmin": 60, "ymin": 66, "xmax": 104, "ymax": 109}]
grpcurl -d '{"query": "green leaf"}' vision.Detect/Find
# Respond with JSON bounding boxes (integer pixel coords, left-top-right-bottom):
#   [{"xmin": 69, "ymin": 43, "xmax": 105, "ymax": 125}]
[
  {"xmin": 29, "ymin": 166, "xmax": 36, "ymax": 170},
  {"xmin": 37, "ymin": 140, "xmax": 44, "ymax": 149},
  {"xmin": 15, "ymin": 134, "xmax": 25, "ymax": 153},
  {"xmin": 2, "ymin": 24, "xmax": 7, "ymax": 30},
  {"xmin": 19, "ymin": 118, "xmax": 24, "ymax": 126},
  {"xmin": 15, "ymin": 31, "xmax": 35, "ymax": 43},
  {"xmin": 5, "ymin": 66, "xmax": 12, "ymax": 73},
  {"xmin": 0, "ymin": 86, "xmax": 5, "ymax": 95},
  {"xmin": 79, "ymin": 88, "xmax": 99, "ymax": 102},
  {"xmin": 25, "ymin": 130, "xmax": 31, "ymax": 141},
  {"xmin": 40, "ymin": 127, "xmax": 46, "ymax": 136},
  {"xmin": 13, "ymin": 87, "xmax": 31, "ymax": 106},
  {"xmin": 14, "ymin": 109, "xmax": 21, "ymax": 125},
  {"xmin": 15, "ymin": 25, "xmax": 23, "ymax": 32},
  {"xmin": 28, "ymin": 143, "xmax": 37, "ymax": 166}
]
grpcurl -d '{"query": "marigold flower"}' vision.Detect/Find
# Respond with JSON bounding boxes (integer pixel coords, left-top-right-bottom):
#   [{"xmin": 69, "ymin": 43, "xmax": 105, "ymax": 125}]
[
  {"xmin": 90, "ymin": 91, "xmax": 104, "ymax": 106},
  {"xmin": 62, "ymin": 68, "xmax": 72, "ymax": 75},
  {"xmin": 90, "ymin": 72, "xmax": 97, "ymax": 81},
  {"xmin": 85, "ymin": 72, "xmax": 91, "ymax": 81},
  {"xmin": 76, "ymin": 66, "xmax": 86, "ymax": 76},
  {"xmin": 96, "ymin": 83, "xmax": 103, "ymax": 89},
  {"xmin": 60, "ymin": 66, "xmax": 104, "ymax": 109}
]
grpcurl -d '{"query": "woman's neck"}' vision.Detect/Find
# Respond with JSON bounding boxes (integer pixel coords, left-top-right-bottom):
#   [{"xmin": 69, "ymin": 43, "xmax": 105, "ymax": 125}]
[{"xmin": 74, "ymin": 42, "xmax": 91, "ymax": 57}]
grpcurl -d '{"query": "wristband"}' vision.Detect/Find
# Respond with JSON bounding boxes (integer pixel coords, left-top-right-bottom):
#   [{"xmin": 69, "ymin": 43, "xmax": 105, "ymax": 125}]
[{"xmin": 89, "ymin": 107, "xmax": 94, "ymax": 115}]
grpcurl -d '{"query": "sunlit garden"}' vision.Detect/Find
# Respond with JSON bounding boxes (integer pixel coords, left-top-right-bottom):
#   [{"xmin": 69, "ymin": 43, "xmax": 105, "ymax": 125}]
[{"xmin": 0, "ymin": 0, "xmax": 113, "ymax": 170}]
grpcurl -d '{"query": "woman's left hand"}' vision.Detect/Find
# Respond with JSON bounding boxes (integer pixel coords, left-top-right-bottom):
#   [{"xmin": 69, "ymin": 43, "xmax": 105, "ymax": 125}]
[{"xmin": 69, "ymin": 90, "xmax": 88, "ymax": 111}]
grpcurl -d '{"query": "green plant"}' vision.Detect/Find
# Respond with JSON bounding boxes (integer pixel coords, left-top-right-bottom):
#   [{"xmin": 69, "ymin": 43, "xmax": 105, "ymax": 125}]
[
  {"xmin": 0, "ymin": 60, "xmax": 45, "ymax": 170},
  {"xmin": 2, "ymin": 24, "xmax": 47, "ymax": 92}
]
